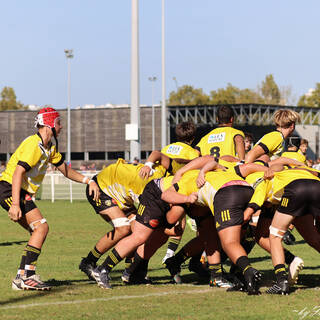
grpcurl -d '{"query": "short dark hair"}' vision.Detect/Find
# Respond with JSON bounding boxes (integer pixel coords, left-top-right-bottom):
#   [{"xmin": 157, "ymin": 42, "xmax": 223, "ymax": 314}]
[
  {"xmin": 175, "ymin": 121, "xmax": 196, "ymax": 143},
  {"xmin": 217, "ymin": 106, "xmax": 234, "ymax": 124},
  {"xmin": 244, "ymin": 132, "xmax": 254, "ymax": 142}
]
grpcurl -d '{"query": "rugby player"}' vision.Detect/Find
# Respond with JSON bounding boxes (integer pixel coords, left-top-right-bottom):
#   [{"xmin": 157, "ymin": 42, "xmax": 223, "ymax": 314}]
[
  {"xmin": 79, "ymin": 156, "xmax": 170, "ymax": 281},
  {"xmin": 0, "ymin": 107, "xmax": 100, "ymax": 291},
  {"xmin": 245, "ymin": 109, "xmax": 300, "ymax": 163}
]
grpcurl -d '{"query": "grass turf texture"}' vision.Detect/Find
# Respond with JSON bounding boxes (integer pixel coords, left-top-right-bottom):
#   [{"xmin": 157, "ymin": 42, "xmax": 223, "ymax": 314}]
[{"xmin": 0, "ymin": 200, "xmax": 319, "ymax": 320}]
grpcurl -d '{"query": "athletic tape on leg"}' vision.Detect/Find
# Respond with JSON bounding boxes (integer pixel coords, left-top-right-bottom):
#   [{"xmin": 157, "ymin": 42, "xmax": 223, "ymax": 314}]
[
  {"xmin": 29, "ymin": 218, "xmax": 47, "ymax": 231},
  {"xmin": 110, "ymin": 217, "xmax": 130, "ymax": 228},
  {"xmin": 269, "ymin": 225, "xmax": 286, "ymax": 238}
]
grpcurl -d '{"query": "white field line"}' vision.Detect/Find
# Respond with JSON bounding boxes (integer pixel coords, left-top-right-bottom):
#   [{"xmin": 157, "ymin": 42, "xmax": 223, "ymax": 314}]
[{"xmin": 0, "ymin": 287, "xmax": 212, "ymax": 310}]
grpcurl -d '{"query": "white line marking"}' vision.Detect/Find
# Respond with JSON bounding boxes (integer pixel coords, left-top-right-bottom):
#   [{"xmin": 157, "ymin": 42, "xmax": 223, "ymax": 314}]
[{"xmin": 0, "ymin": 288, "xmax": 212, "ymax": 310}]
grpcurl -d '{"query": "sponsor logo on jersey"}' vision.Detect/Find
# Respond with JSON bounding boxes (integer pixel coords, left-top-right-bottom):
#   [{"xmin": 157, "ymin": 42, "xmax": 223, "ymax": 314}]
[
  {"xmin": 208, "ymin": 132, "xmax": 225, "ymax": 143},
  {"xmin": 166, "ymin": 145, "xmax": 183, "ymax": 156},
  {"xmin": 149, "ymin": 219, "xmax": 159, "ymax": 228}
]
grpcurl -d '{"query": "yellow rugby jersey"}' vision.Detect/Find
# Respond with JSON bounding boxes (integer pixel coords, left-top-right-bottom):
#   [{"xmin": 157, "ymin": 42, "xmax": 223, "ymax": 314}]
[
  {"xmin": 0, "ymin": 133, "xmax": 63, "ymax": 194},
  {"xmin": 246, "ymin": 171, "xmax": 274, "ymax": 208},
  {"xmin": 163, "ymin": 169, "xmax": 249, "ymax": 214},
  {"xmin": 196, "ymin": 126, "xmax": 245, "ymax": 157},
  {"xmin": 255, "ymin": 130, "xmax": 284, "ymax": 159},
  {"xmin": 281, "ymin": 151, "xmax": 306, "ymax": 164},
  {"xmin": 272, "ymin": 168, "xmax": 320, "ymax": 200},
  {"xmin": 161, "ymin": 142, "xmax": 199, "ymax": 174},
  {"xmin": 97, "ymin": 158, "xmax": 167, "ymax": 210}
]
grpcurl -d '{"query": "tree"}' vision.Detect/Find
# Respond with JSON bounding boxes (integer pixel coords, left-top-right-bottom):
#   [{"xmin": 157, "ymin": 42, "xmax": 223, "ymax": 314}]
[
  {"xmin": 210, "ymin": 84, "xmax": 263, "ymax": 104},
  {"xmin": 168, "ymin": 85, "xmax": 210, "ymax": 106},
  {"xmin": 210, "ymin": 84, "xmax": 238, "ymax": 104},
  {"xmin": 297, "ymin": 83, "xmax": 320, "ymax": 108},
  {"xmin": 0, "ymin": 87, "xmax": 26, "ymax": 111},
  {"xmin": 259, "ymin": 74, "xmax": 280, "ymax": 104}
]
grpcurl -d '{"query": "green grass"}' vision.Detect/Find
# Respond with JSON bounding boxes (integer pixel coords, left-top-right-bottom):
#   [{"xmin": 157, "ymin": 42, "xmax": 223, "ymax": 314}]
[{"xmin": 0, "ymin": 200, "xmax": 319, "ymax": 320}]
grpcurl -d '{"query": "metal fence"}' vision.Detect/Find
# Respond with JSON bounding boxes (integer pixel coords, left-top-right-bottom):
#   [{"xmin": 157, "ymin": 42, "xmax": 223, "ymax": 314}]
[{"xmin": 39, "ymin": 171, "xmax": 99, "ymax": 202}]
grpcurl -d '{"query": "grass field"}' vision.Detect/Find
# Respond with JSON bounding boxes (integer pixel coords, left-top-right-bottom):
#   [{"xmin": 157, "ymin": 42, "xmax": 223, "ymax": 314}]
[{"xmin": 0, "ymin": 200, "xmax": 320, "ymax": 320}]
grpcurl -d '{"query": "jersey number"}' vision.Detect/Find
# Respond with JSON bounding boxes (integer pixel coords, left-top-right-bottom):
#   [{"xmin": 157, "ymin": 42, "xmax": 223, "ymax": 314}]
[{"xmin": 210, "ymin": 146, "xmax": 220, "ymax": 158}]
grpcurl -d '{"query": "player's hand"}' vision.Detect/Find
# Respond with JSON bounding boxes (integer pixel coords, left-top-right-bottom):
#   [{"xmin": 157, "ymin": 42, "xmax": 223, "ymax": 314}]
[
  {"xmin": 243, "ymin": 207, "xmax": 254, "ymax": 224},
  {"xmin": 172, "ymin": 173, "xmax": 183, "ymax": 185},
  {"xmin": 139, "ymin": 166, "xmax": 151, "ymax": 179},
  {"xmin": 187, "ymin": 192, "xmax": 198, "ymax": 204},
  {"xmin": 89, "ymin": 181, "xmax": 100, "ymax": 201},
  {"xmin": 9, "ymin": 204, "xmax": 22, "ymax": 222},
  {"xmin": 196, "ymin": 171, "xmax": 206, "ymax": 188},
  {"xmin": 264, "ymin": 168, "xmax": 275, "ymax": 180}
]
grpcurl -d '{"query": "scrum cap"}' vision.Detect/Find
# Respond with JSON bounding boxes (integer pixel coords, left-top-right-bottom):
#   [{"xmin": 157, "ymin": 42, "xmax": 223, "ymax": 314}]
[{"xmin": 35, "ymin": 107, "xmax": 60, "ymax": 129}]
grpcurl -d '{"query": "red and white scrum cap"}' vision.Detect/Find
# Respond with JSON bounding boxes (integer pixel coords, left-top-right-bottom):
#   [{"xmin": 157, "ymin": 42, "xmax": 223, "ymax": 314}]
[{"xmin": 35, "ymin": 107, "xmax": 60, "ymax": 129}]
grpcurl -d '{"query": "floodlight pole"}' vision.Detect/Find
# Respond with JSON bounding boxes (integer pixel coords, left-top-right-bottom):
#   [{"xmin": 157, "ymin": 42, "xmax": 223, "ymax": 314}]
[
  {"xmin": 161, "ymin": 0, "xmax": 167, "ymax": 148},
  {"xmin": 130, "ymin": 0, "xmax": 141, "ymax": 162},
  {"xmin": 148, "ymin": 76, "xmax": 157, "ymax": 150},
  {"xmin": 64, "ymin": 49, "xmax": 74, "ymax": 165}
]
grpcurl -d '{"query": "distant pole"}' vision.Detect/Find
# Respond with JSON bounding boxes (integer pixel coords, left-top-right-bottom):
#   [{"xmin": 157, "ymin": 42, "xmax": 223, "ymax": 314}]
[
  {"xmin": 173, "ymin": 76, "xmax": 178, "ymax": 91},
  {"xmin": 148, "ymin": 76, "xmax": 157, "ymax": 150},
  {"xmin": 130, "ymin": 0, "xmax": 140, "ymax": 162},
  {"xmin": 161, "ymin": 0, "xmax": 167, "ymax": 148},
  {"xmin": 64, "ymin": 49, "xmax": 74, "ymax": 165}
]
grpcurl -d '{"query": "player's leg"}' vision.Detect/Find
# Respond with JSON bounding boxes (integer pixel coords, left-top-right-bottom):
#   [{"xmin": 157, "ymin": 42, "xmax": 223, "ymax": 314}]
[
  {"xmin": 80, "ymin": 186, "xmax": 131, "ymax": 280},
  {"xmin": 267, "ymin": 210, "xmax": 294, "ymax": 294},
  {"xmin": 15, "ymin": 208, "xmax": 50, "ymax": 291},
  {"xmin": 92, "ymin": 221, "xmax": 154, "ymax": 289}
]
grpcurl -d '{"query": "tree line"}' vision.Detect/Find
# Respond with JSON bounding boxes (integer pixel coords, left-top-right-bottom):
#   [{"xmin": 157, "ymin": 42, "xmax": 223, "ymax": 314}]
[
  {"xmin": 0, "ymin": 74, "xmax": 320, "ymax": 111},
  {"xmin": 168, "ymin": 74, "xmax": 320, "ymax": 108}
]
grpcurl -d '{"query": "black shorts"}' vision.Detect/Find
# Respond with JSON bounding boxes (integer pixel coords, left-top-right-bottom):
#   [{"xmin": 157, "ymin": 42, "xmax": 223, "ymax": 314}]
[
  {"xmin": 277, "ymin": 179, "xmax": 320, "ymax": 218},
  {"xmin": 214, "ymin": 185, "xmax": 254, "ymax": 231},
  {"xmin": 260, "ymin": 204, "xmax": 276, "ymax": 220},
  {"xmin": 0, "ymin": 180, "xmax": 37, "ymax": 216},
  {"xmin": 135, "ymin": 180, "xmax": 172, "ymax": 229},
  {"xmin": 86, "ymin": 176, "xmax": 118, "ymax": 214}
]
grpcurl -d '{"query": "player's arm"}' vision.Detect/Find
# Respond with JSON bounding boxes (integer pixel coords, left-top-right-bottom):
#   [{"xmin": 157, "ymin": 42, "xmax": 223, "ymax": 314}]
[
  {"xmin": 139, "ymin": 151, "xmax": 171, "ymax": 179},
  {"xmin": 172, "ymin": 155, "xmax": 215, "ymax": 184},
  {"xmin": 166, "ymin": 205, "xmax": 187, "ymax": 227},
  {"xmin": 161, "ymin": 185, "xmax": 198, "ymax": 204},
  {"xmin": 9, "ymin": 165, "xmax": 26, "ymax": 221},
  {"xmin": 234, "ymin": 134, "xmax": 245, "ymax": 160},
  {"xmin": 237, "ymin": 163, "xmax": 269, "ymax": 178},
  {"xmin": 269, "ymin": 157, "xmax": 305, "ymax": 167},
  {"xmin": 245, "ymin": 145, "xmax": 265, "ymax": 163},
  {"xmin": 57, "ymin": 162, "xmax": 100, "ymax": 201}
]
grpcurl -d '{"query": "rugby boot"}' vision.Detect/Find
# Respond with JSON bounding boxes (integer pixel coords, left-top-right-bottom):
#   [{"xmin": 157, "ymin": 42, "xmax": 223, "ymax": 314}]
[
  {"xmin": 266, "ymin": 278, "xmax": 290, "ymax": 295},
  {"xmin": 243, "ymin": 267, "xmax": 262, "ymax": 295},
  {"xmin": 79, "ymin": 257, "xmax": 96, "ymax": 281},
  {"xmin": 165, "ymin": 256, "xmax": 182, "ymax": 284}
]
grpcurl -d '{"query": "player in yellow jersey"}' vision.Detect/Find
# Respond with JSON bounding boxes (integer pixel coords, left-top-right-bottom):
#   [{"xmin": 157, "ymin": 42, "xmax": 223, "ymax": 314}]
[
  {"xmin": 243, "ymin": 165, "xmax": 320, "ymax": 294},
  {"xmin": 299, "ymin": 138, "xmax": 309, "ymax": 158},
  {"xmin": 90, "ymin": 173, "xmax": 198, "ymax": 289},
  {"xmin": 0, "ymin": 107, "xmax": 100, "ymax": 291},
  {"xmin": 245, "ymin": 109, "xmax": 301, "ymax": 163},
  {"xmin": 195, "ymin": 105, "xmax": 245, "ymax": 160},
  {"xmin": 163, "ymin": 156, "xmax": 264, "ymax": 294},
  {"xmin": 79, "ymin": 157, "xmax": 169, "ymax": 282},
  {"xmin": 280, "ymin": 136, "xmax": 306, "ymax": 245},
  {"xmin": 139, "ymin": 121, "xmax": 200, "ymax": 272}
]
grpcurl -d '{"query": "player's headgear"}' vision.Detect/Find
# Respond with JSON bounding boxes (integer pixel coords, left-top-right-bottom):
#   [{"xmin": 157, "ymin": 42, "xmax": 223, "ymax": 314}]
[
  {"xmin": 35, "ymin": 107, "xmax": 60, "ymax": 129},
  {"xmin": 287, "ymin": 136, "xmax": 301, "ymax": 149},
  {"xmin": 35, "ymin": 107, "xmax": 60, "ymax": 150}
]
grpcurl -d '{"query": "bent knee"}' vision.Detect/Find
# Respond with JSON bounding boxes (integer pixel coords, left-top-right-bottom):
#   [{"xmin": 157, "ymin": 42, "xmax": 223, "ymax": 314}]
[{"xmin": 115, "ymin": 225, "xmax": 131, "ymax": 238}]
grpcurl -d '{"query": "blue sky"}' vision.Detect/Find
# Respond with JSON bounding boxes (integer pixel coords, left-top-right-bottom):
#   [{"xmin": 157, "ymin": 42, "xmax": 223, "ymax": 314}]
[{"xmin": 0, "ymin": 0, "xmax": 319, "ymax": 108}]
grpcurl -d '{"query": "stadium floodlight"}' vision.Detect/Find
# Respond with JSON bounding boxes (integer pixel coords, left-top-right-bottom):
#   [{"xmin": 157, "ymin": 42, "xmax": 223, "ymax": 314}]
[
  {"xmin": 148, "ymin": 76, "xmax": 157, "ymax": 150},
  {"xmin": 161, "ymin": 0, "xmax": 167, "ymax": 148},
  {"xmin": 64, "ymin": 49, "xmax": 74, "ymax": 165}
]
